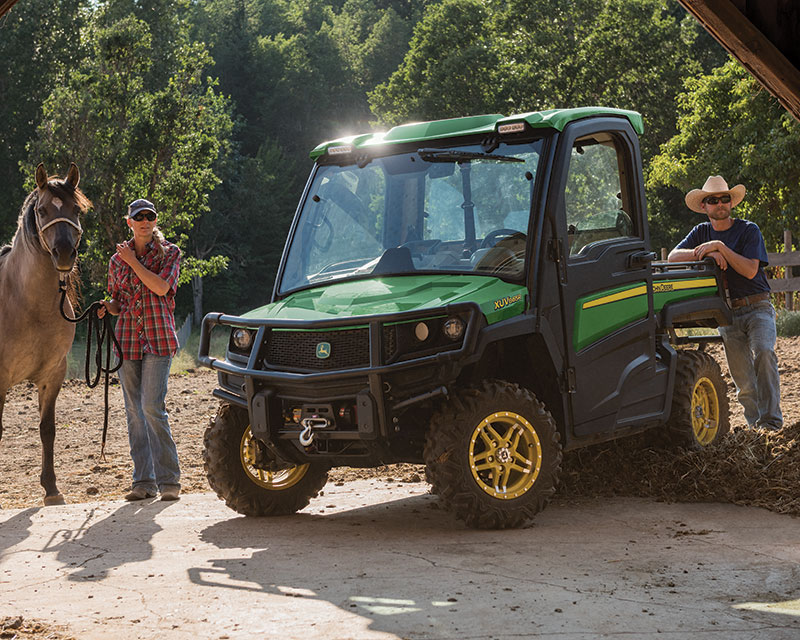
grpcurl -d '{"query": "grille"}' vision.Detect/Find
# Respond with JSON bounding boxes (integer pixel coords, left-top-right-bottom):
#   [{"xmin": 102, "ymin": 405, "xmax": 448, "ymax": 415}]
[
  {"xmin": 263, "ymin": 328, "xmax": 370, "ymax": 370},
  {"xmin": 382, "ymin": 325, "xmax": 397, "ymax": 362}
]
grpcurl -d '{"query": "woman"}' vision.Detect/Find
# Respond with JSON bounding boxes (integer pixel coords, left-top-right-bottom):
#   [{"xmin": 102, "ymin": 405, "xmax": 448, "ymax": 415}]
[{"xmin": 98, "ymin": 198, "xmax": 182, "ymax": 501}]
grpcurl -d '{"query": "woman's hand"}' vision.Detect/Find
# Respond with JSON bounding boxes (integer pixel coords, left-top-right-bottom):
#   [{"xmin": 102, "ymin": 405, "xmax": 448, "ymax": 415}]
[
  {"xmin": 116, "ymin": 242, "xmax": 137, "ymax": 267},
  {"xmin": 97, "ymin": 299, "xmax": 120, "ymax": 318}
]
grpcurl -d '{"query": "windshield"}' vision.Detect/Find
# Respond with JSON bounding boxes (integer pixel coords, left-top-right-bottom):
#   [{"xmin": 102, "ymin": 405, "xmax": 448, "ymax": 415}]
[{"xmin": 278, "ymin": 140, "xmax": 543, "ymax": 295}]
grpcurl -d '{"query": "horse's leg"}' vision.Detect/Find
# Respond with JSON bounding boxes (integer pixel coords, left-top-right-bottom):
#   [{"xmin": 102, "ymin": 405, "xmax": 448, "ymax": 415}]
[
  {"xmin": 0, "ymin": 390, "xmax": 4, "ymax": 509},
  {"xmin": 37, "ymin": 373, "xmax": 66, "ymax": 506}
]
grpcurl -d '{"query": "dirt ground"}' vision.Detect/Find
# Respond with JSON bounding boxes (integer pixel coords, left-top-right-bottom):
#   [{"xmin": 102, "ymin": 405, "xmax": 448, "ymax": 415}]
[
  {"xmin": 1, "ymin": 339, "xmax": 799, "ymax": 640},
  {"xmin": 1, "ymin": 340, "xmax": 799, "ymax": 514}
]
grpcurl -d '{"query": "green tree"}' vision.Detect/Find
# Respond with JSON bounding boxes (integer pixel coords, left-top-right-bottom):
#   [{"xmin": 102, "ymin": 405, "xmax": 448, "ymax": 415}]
[
  {"xmin": 190, "ymin": 140, "xmax": 299, "ymax": 318},
  {"xmin": 368, "ymin": 0, "xmax": 499, "ymax": 124},
  {"xmin": 371, "ymin": 0, "xmax": 725, "ymax": 162},
  {"xmin": 26, "ymin": 10, "xmax": 234, "ymax": 315},
  {"xmin": 648, "ymin": 59, "xmax": 800, "ymax": 253},
  {"xmin": 0, "ymin": 0, "xmax": 89, "ymax": 240}
]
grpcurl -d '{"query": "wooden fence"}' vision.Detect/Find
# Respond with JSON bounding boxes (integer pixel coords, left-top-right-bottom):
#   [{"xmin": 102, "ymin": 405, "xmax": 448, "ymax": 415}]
[{"xmin": 766, "ymin": 230, "xmax": 800, "ymax": 311}]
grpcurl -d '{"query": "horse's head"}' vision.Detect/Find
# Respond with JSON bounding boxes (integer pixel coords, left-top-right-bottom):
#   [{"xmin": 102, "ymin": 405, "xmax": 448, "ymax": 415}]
[{"xmin": 34, "ymin": 163, "xmax": 91, "ymax": 272}]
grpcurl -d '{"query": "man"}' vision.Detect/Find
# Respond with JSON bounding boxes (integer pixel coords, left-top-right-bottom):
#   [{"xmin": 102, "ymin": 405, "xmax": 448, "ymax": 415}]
[{"xmin": 668, "ymin": 176, "xmax": 782, "ymax": 431}]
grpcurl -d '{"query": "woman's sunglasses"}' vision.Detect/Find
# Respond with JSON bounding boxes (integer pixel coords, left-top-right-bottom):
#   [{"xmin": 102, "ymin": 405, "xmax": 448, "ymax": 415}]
[
  {"xmin": 703, "ymin": 195, "xmax": 731, "ymax": 205},
  {"xmin": 131, "ymin": 211, "xmax": 156, "ymax": 222}
]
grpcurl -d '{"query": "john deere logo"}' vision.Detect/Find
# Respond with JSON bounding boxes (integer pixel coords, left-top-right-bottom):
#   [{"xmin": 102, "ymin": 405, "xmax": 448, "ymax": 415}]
[{"xmin": 316, "ymin": 342, "xmax": 331, "ymax": 359}]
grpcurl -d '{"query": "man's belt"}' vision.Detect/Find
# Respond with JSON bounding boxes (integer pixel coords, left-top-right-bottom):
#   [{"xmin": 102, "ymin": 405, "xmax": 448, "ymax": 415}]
[{"xmin": 729, "ymin": 292, "xmax": 770, "ymax": 309}]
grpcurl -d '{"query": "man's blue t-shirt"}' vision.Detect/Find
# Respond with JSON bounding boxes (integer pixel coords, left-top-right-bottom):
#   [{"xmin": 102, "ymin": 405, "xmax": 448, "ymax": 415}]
[{"xmin": 675, "ymin": 219, "xmax": 770, "ymax": 299}]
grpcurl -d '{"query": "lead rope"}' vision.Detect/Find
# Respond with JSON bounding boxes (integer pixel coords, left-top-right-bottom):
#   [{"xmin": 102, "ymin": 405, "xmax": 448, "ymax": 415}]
[{"xmin": 58, "ymin": 277, "xmax": 123, "ymax": 460}]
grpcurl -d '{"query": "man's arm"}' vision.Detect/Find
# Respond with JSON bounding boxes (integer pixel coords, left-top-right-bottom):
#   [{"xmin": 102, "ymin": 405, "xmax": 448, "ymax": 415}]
[
  {"xmin": 668, "ymin": 246, "xmax": 729, "ymax": 270},
  {"xmin": 667, "ymin": 248, "xmax": 696, "ymax": 262},
  {"xmin": 694, "ymin": 240, "xmax": 759, "ymax": 279}
]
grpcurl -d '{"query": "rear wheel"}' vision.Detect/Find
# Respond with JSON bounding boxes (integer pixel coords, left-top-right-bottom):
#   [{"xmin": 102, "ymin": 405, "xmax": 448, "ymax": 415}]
[
  {"xmin": 204, "ymin": 403, "xmax": 328, "ymax": 516},
  {"xmin": 424, "ymin": 380, "xmax": 562, "ymax": 529},
  {"xmin": 664, "ymin": 350, "xmax": 730, "ymax": 448}
]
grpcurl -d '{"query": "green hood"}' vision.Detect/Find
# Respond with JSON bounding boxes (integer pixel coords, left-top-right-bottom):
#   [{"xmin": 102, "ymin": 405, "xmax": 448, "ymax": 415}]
[{"xmin": 243, "ymin": 275, "xmax": 527, "ymax": 325}]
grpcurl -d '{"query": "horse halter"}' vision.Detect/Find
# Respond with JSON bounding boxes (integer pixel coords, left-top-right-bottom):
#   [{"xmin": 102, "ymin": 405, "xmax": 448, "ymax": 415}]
[{"xmin": 34, "ymin": 193, "xmax": 83, "ymax": 254}]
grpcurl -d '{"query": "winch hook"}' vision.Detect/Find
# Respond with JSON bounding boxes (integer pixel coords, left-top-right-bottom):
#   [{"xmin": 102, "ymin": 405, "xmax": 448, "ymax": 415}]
[{"xmin": 299, "ymin": 417, "xmax": 329, "ymax": 447}]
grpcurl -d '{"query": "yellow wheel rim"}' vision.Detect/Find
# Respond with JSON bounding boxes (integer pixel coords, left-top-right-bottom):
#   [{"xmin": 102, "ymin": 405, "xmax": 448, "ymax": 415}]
[
  {"xmin": 691, "ymin": 376, "xmax": 720, "ymax": 446},
  {"xmin": 240, "ymin": 427, "xmax": 308, "ymax": 490},
  {"xmin": 469, "ymin": 411, "xmax": 542, "ymax": 500}
]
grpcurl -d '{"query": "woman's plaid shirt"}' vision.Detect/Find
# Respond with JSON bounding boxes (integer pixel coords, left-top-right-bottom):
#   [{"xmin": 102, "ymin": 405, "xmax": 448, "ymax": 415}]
[{"xmin": 108, "ymin": 239, "xmax": 181, "ymax": 359}]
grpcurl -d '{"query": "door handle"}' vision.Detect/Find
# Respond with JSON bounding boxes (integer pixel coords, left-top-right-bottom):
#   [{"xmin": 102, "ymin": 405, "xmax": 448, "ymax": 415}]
[{"xmin": 627, "ymin": 251, "xmax": 657, "ymax": 268}]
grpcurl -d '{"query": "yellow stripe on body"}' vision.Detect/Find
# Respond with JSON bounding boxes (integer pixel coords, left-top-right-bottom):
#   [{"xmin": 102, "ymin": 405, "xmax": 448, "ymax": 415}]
[
  {"xmin": 582, "ymin": 285, "xmax": 647, "ymax": 310},
  {"xmin": 582, "ymin": 277, "xmax": 717, "ymax": 310},
  {"xmin": 652, "ymin": 278, "xmax": 717, "ymax": 293}
]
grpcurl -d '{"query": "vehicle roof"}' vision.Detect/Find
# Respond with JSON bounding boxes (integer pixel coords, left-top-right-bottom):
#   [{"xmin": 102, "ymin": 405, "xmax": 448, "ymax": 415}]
[{"xmin": 309, "ymin": 106, "xmax": 643, "ymax": 159}]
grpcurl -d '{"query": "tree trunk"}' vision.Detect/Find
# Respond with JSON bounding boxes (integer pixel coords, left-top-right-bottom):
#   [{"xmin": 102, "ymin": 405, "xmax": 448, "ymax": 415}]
[{"xmin": 192, "ymin": 274, "xmax": 203, "ymax": 327}]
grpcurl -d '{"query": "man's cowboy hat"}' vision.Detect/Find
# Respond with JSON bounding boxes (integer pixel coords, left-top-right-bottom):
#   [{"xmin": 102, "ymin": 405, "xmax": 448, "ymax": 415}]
[{"xmin": 685, "ymin": 175, "xmax": 746, "ymax": 213}]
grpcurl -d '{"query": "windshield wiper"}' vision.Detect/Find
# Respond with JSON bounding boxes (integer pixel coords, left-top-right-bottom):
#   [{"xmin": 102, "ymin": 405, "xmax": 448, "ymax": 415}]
[{"xmin": 417, "ymin": 148, "xmax": 524, "ymax": 163}]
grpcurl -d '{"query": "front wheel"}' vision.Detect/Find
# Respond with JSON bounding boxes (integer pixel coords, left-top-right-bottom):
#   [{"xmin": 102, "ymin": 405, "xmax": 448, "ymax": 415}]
[
  {"xmin": 664, "ymin": 350, "xmax": 730, "ymax": 448},
  {"xmin": 424, "ymin": 381, "xmax": 562, "ymax": 529},
  {"xmin": 203, "ymin": 403, "xmax": 328, "ymax": 516}
]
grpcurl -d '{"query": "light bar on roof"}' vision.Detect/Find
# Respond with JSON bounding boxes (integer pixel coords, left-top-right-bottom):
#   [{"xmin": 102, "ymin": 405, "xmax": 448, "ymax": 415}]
[
  {"xmin": 327, "ymin": 144, "xmax": 354, "ymax": 155},
  {"xmin": 497, "ymin": 122, "xmax": 526, "ymax": 135}
]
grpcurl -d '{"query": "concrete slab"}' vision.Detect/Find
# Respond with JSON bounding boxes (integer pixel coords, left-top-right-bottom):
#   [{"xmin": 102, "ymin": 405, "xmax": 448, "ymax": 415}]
[{"xmin": 1, "ymin": 481, "xmax": 799, "ymax": 639}]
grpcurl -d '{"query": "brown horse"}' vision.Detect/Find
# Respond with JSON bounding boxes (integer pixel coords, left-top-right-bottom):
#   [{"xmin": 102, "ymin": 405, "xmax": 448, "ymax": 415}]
[{"xmin": 0, "ymin": 163, "xmax": 91, "ymax": 505}]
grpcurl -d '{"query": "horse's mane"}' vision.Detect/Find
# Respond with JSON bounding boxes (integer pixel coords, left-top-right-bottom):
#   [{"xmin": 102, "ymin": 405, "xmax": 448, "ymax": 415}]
[{"xmin": 4, "ymin": 177, "xmax": 92, "ymax": 310}]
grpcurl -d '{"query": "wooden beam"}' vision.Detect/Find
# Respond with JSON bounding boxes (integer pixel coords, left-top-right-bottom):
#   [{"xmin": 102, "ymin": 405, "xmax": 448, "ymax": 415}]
[
  {"xmin": 766, "ymin": 251, "xmax": 800, "ymax": 267},
  {"xmin": 0, "ymin": 0, "xmax": 20, "ymax": 18},
  {"xmin": 679, "ymin": 0, "xmax": 800, "ymax": 122},
  {"xmin": 767, "ymin": 277, "xmax": 800, "ymax": 293}
]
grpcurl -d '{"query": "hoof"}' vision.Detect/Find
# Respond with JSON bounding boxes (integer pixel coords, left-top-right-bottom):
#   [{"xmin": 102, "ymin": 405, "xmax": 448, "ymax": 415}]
[{"xmin": 44, "ymin": 494, "xmax": 66, "ymax": 506}]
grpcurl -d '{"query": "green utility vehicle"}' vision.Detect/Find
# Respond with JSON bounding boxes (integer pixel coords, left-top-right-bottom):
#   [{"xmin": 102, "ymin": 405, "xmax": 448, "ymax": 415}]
[{"xmin": 198, "ymin": 107, "xmax": 732, "ymax": 529}]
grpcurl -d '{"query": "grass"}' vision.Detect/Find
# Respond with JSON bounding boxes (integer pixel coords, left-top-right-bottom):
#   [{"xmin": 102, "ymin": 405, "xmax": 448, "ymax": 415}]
[
  {"xmin": 170, "ymin": 326, "xmax": 229, "ymax": 374},
  {"xmin": 776, "ymin": 309, "xmax": 800, "ymax": 337},
  {"xmin": 66, "ymin": 326, "xmax": 229, "ymax": 379}
]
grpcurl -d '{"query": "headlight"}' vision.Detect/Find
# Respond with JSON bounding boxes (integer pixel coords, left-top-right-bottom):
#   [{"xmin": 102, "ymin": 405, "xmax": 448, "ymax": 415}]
[
  {"xmin": 442, "ymin": 317, "xmax": 465, "ymax": 341},
  {"xmin": 414, "ymin": 321, "xmax": 430, "ymax": 342},
  {"xmin": 231, "ymin": 328, "xmax": 254, "ymax": 351}
]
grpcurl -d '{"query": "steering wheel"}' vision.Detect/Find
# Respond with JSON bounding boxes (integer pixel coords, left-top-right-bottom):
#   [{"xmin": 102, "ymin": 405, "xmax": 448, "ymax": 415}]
[{"xmin": 480, "ymin": 228, "xmax": 523, "ymax": 249}]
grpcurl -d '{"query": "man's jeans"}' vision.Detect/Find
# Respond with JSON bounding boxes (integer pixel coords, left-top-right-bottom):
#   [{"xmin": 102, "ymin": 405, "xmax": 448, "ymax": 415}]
[
  {"xmin": 719, "ymin": 300, "xmax": 782, "ymax": 430},
  {"xmin": 118, "ymin": 354, "xmax": 181, "ymax": 492}
]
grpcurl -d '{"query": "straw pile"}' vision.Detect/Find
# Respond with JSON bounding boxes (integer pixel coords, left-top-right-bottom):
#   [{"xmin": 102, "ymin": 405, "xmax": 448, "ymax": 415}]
[{"xmin": 559, "ymin": 422, "xmax": 800, "ymax": 516}]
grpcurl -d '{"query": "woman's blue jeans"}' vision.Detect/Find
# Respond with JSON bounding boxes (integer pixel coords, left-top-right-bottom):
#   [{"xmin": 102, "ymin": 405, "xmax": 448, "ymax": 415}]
[
  {"xmin": 118, "ymin": 354, "xmax": 181, "ymax": 492},
  {"xmin": 718, "ymin": 300, "xmax": 783, "ymax": 430}
]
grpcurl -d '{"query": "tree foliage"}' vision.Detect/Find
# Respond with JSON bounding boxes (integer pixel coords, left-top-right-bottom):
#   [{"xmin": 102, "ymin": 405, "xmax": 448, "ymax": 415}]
[
  {"xmin": 0, "ymin": 0, "xmax": 88, "ymax": 239},
  {"xmin": 649, "ymin": 60, "xmax": 800, "ymax": 252},
  {"xmin": 2, "ymin": 0, "xmax": 754, "ymax": 320},
  {"xmin": 25, "ymin": 6, "xmax": 234, "ymax": 294},
  {"xmin": 371, "ymin": 0, "xmax": 725, "ymax": 162}
]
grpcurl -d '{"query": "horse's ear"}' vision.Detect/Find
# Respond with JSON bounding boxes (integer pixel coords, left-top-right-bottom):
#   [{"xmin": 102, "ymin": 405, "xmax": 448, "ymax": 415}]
[
  {"xmin": 35, "ymin": 164, "xmax": 48, "ymax": 189},
  {"xmin": 65, "ymin": 162, "xmax": 80, "ymax": 189}
]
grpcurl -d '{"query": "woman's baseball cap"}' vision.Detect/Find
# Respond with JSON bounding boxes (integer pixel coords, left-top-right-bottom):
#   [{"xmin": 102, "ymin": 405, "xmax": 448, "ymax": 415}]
[{"xmin": 127, "ymin": 198, "xmax": 157, "ymax": 218}]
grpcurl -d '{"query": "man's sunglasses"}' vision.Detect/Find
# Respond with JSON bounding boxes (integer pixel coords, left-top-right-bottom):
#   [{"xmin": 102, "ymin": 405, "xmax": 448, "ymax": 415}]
[
  {"xmin": 131, "ymin": 211, "xmax": 156, "ymax": 222},
  {"xmin": 703, "ymin": 195, "xmax": 731, "ymax": 205}
]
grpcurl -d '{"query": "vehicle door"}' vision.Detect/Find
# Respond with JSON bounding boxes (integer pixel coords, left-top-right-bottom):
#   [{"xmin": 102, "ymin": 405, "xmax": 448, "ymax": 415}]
[{"xmin": 550, "ymin": 118, "xmax": 663, "ymax": 437}]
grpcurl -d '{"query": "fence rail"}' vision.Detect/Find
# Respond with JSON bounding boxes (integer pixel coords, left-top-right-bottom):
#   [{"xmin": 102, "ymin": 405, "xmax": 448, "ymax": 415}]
[
  {"xmin": 176, "ymin": 313, "xmax": 193, "ymax": 349},
  {"xmin": 766, "ymin": 230, "xmax": 799, "ymax": 310}
]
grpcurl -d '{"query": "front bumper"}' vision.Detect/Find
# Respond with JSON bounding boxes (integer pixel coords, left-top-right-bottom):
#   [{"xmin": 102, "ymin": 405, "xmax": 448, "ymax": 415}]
[{"xmin": 198, "ymin": 302, "xmax": 481, "ymax": 464}]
